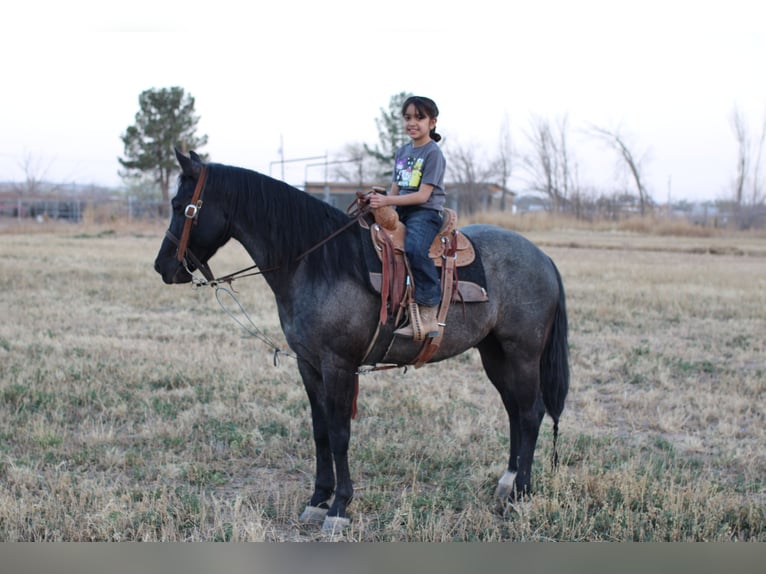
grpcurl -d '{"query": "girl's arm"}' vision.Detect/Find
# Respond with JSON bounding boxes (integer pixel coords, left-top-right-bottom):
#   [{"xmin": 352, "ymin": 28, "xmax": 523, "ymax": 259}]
[{"xmin": 369, "ymin": 183, "xmax": 433, "ymax": 209}]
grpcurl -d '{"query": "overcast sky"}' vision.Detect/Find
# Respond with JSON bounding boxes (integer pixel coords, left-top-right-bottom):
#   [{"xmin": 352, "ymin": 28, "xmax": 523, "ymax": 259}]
[{"xmin": 2, "ymin": 0, "xmax": 764, "ymax": 202}]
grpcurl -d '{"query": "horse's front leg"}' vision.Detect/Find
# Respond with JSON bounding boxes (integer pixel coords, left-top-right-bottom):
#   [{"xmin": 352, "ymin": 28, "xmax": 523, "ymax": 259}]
[
  {"xmin": 297, "ymin": 360, "xmax": 335, "ymax": 524},
  {"xmin": 317, "ymin": 364, "xmax": 357, "ymax": 533},
  {"xmin": 297, "ymin": 360, "xmax": 357, "ymax": 533}
]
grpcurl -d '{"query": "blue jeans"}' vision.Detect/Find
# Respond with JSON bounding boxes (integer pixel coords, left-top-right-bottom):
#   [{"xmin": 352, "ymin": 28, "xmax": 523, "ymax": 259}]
[{"xmin": 398, "ymin": 207, "xmax": 442, "ymax": 307}]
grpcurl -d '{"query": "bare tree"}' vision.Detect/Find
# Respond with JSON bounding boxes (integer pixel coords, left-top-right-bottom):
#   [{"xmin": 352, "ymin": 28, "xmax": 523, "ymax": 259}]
[
  {"xmin": 728, "ymin": 105, "xmax": 766, "ymax": 229},
  {"xmin": 330, "ymin": 143, "xmax": 382, "ymax": 186},
  {"xmin": 12, "ymin": 152, "xmax": 59, "ymax": 195},
  {"xmin": 445, "ymin": 144, "xmax": 486, "ymax": 213},
  {"xmin": 522, "ymin": 114, "xmax": 575, "ymax": 212},
  {"xmin": 489, "ymin": 115, "xmax": 514, "ymax": 211},
  {"xmin": 752, "ymin": 113, "xmax": 766, "ymax": 206},
  {"xmin": 588, "ymin": 124, "xmax": 652, "ymax": 216},
  {"xmin": 730, "ymin": 105, "xmax": 749, "ymax": 207},
  {"xmin": 739, "ymin": 107, "xmax": 766, "ymax": 207}
]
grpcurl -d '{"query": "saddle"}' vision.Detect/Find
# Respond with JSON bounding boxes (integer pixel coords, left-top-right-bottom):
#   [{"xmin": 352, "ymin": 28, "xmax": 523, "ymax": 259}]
[
  {"xmin": 370, "ymin": 205, "xmax": 476, "ymax": 268},
  {"xmin": 362, "ymin": 202, "xmax": 488, "ymax": 368}
]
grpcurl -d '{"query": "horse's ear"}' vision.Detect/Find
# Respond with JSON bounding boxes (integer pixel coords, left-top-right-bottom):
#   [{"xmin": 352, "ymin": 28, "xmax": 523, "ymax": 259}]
[
  {"xmin": 189, "ymin": 150, "xmax": 202, "ymax": 162},
  {"xmin": 175, "ymin": 147, "xmax": 201, "ymax": 179}
]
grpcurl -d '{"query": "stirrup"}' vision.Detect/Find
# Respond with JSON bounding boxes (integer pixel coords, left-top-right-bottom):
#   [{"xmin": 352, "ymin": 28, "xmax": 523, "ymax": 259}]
[
  {"xmin": 394, "ymin": 302, "xmax": 422, "ymax": 339},
  {"xmin": 394, "ymin": 302, "xmax": 438, "ymax": 341}
]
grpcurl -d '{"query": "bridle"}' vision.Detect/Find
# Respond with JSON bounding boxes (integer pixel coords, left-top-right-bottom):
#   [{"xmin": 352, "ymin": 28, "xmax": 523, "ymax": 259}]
[
  {"xmin": 164, "ymin": 165, "xmax": 232, "ymax": 284},
  {"xmin": 163, "ymin": 165, "xmax": 215, "ymax": 283},
  {"xmin": 164, "ymin": 165, "xmax": 265, "ymax": 286}
]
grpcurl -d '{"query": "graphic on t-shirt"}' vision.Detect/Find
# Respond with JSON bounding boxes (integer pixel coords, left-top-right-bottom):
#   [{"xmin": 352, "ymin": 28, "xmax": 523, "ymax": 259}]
[{"xmin": 396, "ymin": 156, "xmax": 424, "ymax": 190}]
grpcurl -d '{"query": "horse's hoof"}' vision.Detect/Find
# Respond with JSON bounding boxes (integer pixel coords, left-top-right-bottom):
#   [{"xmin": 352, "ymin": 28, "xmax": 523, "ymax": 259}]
[
  {"xmin": 494, "ymin": 470, "xmax": 517, "ymax": 501},
  {"xmin": 322, "ymin": 515, "xmax": 350, "ymax": 535},
  {"xmin": 299, "ymin": 505, "xmax": 329, "ymax": 525}
]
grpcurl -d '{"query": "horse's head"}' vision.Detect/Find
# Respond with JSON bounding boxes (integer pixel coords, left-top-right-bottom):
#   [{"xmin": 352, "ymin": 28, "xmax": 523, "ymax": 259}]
[{"xmin": 154, "ymin": 149, "xmax": 230, "ymax": 284}]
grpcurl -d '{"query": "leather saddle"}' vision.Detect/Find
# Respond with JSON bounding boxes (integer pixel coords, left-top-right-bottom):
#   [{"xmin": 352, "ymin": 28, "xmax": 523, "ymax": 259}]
[
  {"xmin": 369, "ymin": 205, "xmax": 476, "ymax": 268},
  {"xmin": 349, "ymin": 190, "xmax": 490, "ymax": 369},
  {"xmin": 364, "ymin": 204, "xmax": 488, "ymax": 326}
]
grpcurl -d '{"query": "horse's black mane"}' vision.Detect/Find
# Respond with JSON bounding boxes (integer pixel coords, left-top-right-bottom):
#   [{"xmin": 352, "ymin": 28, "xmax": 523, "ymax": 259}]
[{"xmin": 208, "ymin": 163, "xmax": 365, "ymax": 282}]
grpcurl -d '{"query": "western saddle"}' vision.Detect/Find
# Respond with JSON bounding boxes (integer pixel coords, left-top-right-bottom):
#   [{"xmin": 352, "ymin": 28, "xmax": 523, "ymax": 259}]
[{"xmin": 360, "ymin": 194, "xmax": 487, "ymax": 368}]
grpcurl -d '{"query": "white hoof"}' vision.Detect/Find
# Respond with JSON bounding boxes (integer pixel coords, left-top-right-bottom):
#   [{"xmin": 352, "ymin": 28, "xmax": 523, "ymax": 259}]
[
  {"xmin": 299, "ymin": 505, "xmax": 329, "ymax": 525},
  {"xmin": 321, "ymin": 515, "xmax": 350, "ymax": 535},
  {"xmin": 494, "ymin": 470, "xmax": 517, "ymax": 501}
]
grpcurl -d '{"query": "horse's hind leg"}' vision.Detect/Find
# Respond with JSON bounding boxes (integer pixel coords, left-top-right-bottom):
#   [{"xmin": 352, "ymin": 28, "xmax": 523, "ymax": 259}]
[
  {"xmin": 478, "ymin": 336, "xmax": 545, "ymax": 502},
  {"xmin": 509, "ymin": 383, "xmax": 545, "ymax": 499},
  {"xmin": 494, "ymin": 392, "xmax": 522, "ymax": 500}
]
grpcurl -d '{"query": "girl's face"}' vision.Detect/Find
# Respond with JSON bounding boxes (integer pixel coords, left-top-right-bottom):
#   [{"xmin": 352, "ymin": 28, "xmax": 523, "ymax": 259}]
[{"xmin": 402, "ymin": 103, "xmax": 436, "ymax": 146}]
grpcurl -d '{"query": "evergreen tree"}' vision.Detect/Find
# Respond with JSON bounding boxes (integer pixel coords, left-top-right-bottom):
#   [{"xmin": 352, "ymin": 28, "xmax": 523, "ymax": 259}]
[
  {"xmin": 364, "ymin": 91, "xmax": 412, "ymax": 180},
  {"xmin": 119, "ymin": 87, "xmax": 208, "ymax": 210}
]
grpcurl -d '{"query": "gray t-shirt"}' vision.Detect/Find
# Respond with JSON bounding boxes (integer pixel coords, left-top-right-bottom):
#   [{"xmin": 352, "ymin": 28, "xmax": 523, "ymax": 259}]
[{"xmin": 391, "ymin": 140, "xmax": 446, "ymax": 211}]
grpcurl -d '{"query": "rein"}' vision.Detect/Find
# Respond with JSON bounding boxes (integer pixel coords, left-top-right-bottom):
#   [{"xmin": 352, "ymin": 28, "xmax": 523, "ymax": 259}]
[
  {"xmin": 215, "ymin": 285, "xmax": 296, "ymax": 364},
  {"xmin": 295, "ymin": 196, "xmax": 370, "ymax": 262}
]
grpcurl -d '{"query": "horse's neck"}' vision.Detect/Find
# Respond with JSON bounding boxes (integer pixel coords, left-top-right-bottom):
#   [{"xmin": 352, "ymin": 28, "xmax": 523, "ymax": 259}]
[{"xmin": 231, "ymin": 173, "xmax": 362, "ymax": 291}]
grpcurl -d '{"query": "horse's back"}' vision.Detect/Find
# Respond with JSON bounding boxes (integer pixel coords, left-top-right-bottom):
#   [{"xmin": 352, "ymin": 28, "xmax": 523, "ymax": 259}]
[
  {"xmin": 458, "ymin": 223, "xmax": 562, "ymax": 340},
  {"xmin": 460, "ymin": 223, "xmax": 559, "ymax": 286}
]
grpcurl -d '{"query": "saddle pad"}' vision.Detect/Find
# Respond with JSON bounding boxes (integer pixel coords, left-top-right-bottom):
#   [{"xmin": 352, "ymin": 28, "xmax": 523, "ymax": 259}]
[{"xmin": 367, "ymin": 273, "xmax": 487, "ymax": 303}]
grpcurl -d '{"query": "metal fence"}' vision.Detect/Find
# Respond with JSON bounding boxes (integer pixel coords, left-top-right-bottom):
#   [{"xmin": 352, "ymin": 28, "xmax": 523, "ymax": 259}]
[
  {"xmin": 2, "ymin": 193, "xmax": 764, "ymax": 229},
  {"xmin": 0, "ymin": 196, "xmax": 168, "ymax": 223}
]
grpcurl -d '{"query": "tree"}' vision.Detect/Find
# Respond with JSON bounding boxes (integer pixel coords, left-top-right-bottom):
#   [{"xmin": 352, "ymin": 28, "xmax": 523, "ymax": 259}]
[
  {"xmin": 522, "ymin": 114, "xmax": 575, "ymax": 212},
  {"xmin": 12, "ymin": 151, "xmax": 58, "ymax": 195},
  {"xmin": 730, "ymin": 106, "xmax": 749, "ymax": 208},
  {"xmin": 729, "ymin": 104, "xmax": 766, "ymax": 209},
  {"xmin": 489, "ymin": 115, "xmax": 514, "ymax": 211},
  {"xmin": 447, "ymin": 143, "xmax": 481, "ymax": 214},
  {"xmin": 588, "ymin": 124, "xmax": 652, "ymax": 216},
  {"xmin": 119, "ymin": 87, "xmax": 208, "ymax": 210},
  {"xmin": 329, "ymin": 143, "xmax": 382, "ymax": 185},
  {"xmin": 445, "ymin": 142, "xmax": 497, "ymax": 214},
  {"xmin": 364, "ymin": 91, "xmax": 412, "ymax": 180}
]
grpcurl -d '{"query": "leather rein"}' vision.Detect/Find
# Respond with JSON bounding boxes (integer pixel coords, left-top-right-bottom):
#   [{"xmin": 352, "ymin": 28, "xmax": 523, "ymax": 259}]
[{"xmin": 165, "ymin": 167, "xmax": 371, "ymax": 287}]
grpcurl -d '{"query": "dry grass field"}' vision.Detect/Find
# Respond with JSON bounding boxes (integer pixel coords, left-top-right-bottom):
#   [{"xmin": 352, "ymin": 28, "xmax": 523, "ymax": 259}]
[{"xmin": 0, "ymin": 216, "xmax": 764, "ymax": 541}]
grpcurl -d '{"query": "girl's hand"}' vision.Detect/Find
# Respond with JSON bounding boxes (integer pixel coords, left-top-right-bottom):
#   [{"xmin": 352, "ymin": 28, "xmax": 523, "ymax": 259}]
[{"xmin": 368, "ymin": 192, "xmax": 388, "ymax": 209}]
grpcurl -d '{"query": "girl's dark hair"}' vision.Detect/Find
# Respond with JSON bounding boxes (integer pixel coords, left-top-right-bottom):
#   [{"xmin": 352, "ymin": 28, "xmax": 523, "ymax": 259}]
[{"xmin": 401, "ymin": 96, "xmax": 442, "ymax": 142}]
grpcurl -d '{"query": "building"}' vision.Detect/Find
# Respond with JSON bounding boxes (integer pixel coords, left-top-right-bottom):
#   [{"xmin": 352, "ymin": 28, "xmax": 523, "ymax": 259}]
[{"xmin": 303, "ymin": 181, "xmax": 515, "ymax": 215}]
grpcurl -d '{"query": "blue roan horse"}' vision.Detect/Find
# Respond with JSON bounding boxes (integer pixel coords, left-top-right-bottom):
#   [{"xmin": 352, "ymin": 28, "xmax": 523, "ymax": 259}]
[{"xmin": 155, "ymin": 150, "xmax": 569, "ymax": 532}]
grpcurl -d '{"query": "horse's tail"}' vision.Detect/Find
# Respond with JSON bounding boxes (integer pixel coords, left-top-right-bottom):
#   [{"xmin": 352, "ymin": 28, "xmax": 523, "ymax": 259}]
[{"xmin": 540, "ymin": 258, "xmax": 570, "ymax": 467}]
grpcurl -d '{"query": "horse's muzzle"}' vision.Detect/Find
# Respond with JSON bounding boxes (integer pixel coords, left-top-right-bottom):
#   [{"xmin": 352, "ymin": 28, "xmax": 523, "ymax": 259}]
[{"xmin": 154, "ymin": 257, "xmax": 193, "ymax": 284}]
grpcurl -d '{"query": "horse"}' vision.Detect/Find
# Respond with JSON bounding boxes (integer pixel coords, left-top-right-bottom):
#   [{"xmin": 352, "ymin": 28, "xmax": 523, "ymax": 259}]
[{"xmin": 154, "ymin": 149, "xmax": 569, "ymax": 533}]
